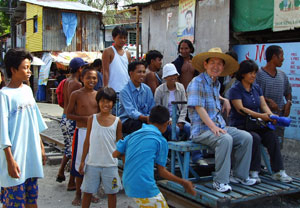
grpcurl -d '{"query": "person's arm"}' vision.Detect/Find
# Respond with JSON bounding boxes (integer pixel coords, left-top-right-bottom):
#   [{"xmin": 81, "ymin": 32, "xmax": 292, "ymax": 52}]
[
  {"xmin": 144, "ymin": 72, "xmax": 157, "ymax": 95},
  {"xmin": 260, "ymin": 96, "xmax": 273, "ymax": 115},
  {"xmin": 40, "ymin": 137, "xmax": 47, "ymax": 165},
  {"xmin": 157, "ymin": 165, "xmax": 196, "ymax": 196},
  {"xmin": 231, "ymin": 98, "xmax": 271, "ymax": 122},
  {"xmin": 195, "ymin": 106, "xmax": 226, "ymax": 136},
  {"xmin": 102, "ymin": 48, "xmax": 112, "ymax": 87},
  {"xmin": 264, "ymin": 97, "xmax": 280, "ymax": 113},
  {"xmin": 120, "ymin": 90, "xmax": 143, "ymax": 120},
  {"xmin": 66, "ymin": 92, "xmax": 89, "ymax": 123},
  {"xmin": 78, "ymin": 115, "xmax": 93, "ymax": 175},
  {"xmin": 177, "ymin": 85, "xmax": 188, "ymax": 123},
  {"xmin": 283, "ymin": 93, "xmax": 292, "ymax": 117},
  {"xmin": 116, "ymin": 119, "xmax": 123, "ymax": 142},
  {"xmin": 4, "ymin": 147, "xmax": 21, "ymax": 178},
  {"xmin": 219, "ymin": 95, "xmax": 231, "ymax": 117},
  {"xmin": 126, "ymin": 50, "xmax": 132, "ymax": 63}
]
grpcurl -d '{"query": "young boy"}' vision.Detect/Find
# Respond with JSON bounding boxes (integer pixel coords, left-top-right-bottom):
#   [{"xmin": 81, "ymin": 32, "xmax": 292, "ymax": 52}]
[
  {"xmin": 92, "ymin": 58, "xmax": 103, "ymax": 91},
  {"xmin": 119, "ymin": 61, "xmax": 155, "ymax": 134},
  {"xmin": 102, "ymin": 26, "xmax": 131, "ymax": 93},
  {"xmin": 79, "ymin": 87, "xmax": 122, "ymax": 208},
  {"xmin": 0, "ymin": 48, "xmax": 47, "ymax": 207},
  {"xmin": 144, "ymin": 50, "xmax": 163, "ymax": 94},
  {"xmin": 56, "ymin": 57, "xmax": 86, "ymax": 191},
  {"xmin": 66, "ymin": 66, "xmax": 99, "ymax": 206},
  {"xmin": 113, "ymin": 106, "xmax": 196, "ymax": 207}
]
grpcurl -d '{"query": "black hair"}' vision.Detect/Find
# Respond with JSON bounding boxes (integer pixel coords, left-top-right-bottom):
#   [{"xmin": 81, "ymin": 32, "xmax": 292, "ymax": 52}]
[
  {"xmin": 185, "ymin": 10, "xmax": 193, "ymax": 18},
  {"xmin": 112, "ymin": 26, "xmax": 128, "ymax": 38},
  {"xmin": 96, "ymin": 87, "xmax": 117, "ymax": 105},
  {"xmin": 128, "ymin": 61, "xmax": 146, "ymax": 74},
  {"xmin": 149, "ymin": 105, "xmax": 170, "ymax": 124},
  {"xmin": 225, "ymin": 50, "xmax": 238, "ymax": 61},
  {"xmin": 178, "ymin": 39, "xmax": 194, "ymax": 54},
  {"xmin": 235, "ymin": 59, "xmax": 258, "ymax": 81},
  {"xmin": 145, "ymin": 50, "xmax": 163, "ymax": 65},
  {"xmin": 92, "ymin": 59, "xmax": 102, "ymax": 68},
  {"xmin": 265, "ymin": 45, "xmax": 282, "ymax": 62},
  {"xmin": 4, "ymin": 48, "xmax": 33, "ymax": 78},
  {"xmin": 81, "ymin": 64, "xmax": 98, "ymax": 79}
]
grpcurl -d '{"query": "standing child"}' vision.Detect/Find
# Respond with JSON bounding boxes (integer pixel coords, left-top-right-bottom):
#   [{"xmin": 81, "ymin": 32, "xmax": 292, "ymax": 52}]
[
  {"xmin": 79, "ymin": 87, "xmax": 122, "ymax": 208},
  {"xmin": 66, "ymin": 65, "xmax": 99, "ymax": 206},
  {"xmin": 113, "ymin": 106, "xmax": 196, "ymax": 208},
  {"xmin": 0, "ymin": 48, "xmax": 47, "ymax": 208}
]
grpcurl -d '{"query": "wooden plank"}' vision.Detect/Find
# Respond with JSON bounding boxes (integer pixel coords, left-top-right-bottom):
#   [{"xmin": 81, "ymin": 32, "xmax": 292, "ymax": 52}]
[
  {"xmin": 229, "ymin": 184, "xmax": 257, "ymax": 196},
  {"xmin": 256, "ymin": 183, "xmax": 281, "ymax": 191},
  {"xmin": 195, "ymin": 184, "xmax": 232, "ymax": 199},
  {"xmin": 230, "ymin": 183, "xmax": 267, "ymax": 194},
  {"xmin": 248, "ymin": 184, "xmax": 274, "ymax": 193},
  {"xmin": 260, "ymin": 177, "xmax": 292, "ymax": 189}
]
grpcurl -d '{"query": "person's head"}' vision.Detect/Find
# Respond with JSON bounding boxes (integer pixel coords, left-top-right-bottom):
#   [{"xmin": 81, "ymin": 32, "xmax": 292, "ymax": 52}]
[
  {"xmin": 162, "ymin": 63, "xmax": 179, "ymax": 87},
  {"xmin": 128, "ymin": 61, "xmax": 146, "ymax": 87},
  {"xmin": 96, "ymin": 87, "xmax": 116, "ymax": 113},
  {"xmin": 4, "ymin": 48, "xmax": 33, "ymax": 83},
  {"xmin": 69, "ymin": 57, "xmax": 86, "ymax": 74},
  {"xmin": 112, "ymin": 26, "xmax": 128, "ymax": 48},
  {"xmin": 92, "ymin": 59, "xmax": 102, "ymax": 72},
  {"xmin": 80, "ymin": 65, "xmax": 98, "ymax": 89},
  {"xmin": 185, "ymin": 10, "xmax": 193, "ymax": 28},
  {"xmin": 235, "ymin": 59, "xmax": 258, "ymax": 84},
  {"xmin": 265, "ymin": 45, "xmax": 284, "ymax": 67},
  {"xmin": 178, "ymin": 39, "xmax": 194, "ymax": 57},
  {"xmin": 149, "ymin": 105, "xmax": 170, "ymax": 133},
  {"xmin": 145, "ymin": 50, "xmax": 163, "ymax": 71},
  {"xmin": 192, "ymin": 47, "xmax": 239, "ymax": 80}
]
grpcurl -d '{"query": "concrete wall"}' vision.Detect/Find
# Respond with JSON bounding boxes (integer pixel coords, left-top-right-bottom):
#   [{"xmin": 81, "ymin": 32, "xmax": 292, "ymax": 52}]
[{"xmin": 141, "ymin": 0, "xmax": 230, "ymax": 64}]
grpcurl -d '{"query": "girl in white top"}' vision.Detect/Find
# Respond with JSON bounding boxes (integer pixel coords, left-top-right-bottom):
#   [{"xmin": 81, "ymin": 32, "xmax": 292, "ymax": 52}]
[{"xmin": 79, "ymin": 87, "xmax": 122, "ymax": 208}]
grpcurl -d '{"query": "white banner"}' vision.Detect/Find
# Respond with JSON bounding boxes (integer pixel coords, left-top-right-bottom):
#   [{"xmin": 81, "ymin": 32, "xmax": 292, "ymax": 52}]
[{"xmin": 273, "ymin": 0, "xmax": 300, "ymax": 31}]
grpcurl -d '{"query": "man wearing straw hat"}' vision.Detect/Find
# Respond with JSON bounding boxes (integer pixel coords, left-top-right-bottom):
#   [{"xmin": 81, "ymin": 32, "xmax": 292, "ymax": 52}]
[{"xmin": 187, "ymin": 48, "xmax": 256, "ymax": 192}]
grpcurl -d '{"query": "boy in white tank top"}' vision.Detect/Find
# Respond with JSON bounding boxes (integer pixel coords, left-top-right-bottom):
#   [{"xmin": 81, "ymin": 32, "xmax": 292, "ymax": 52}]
[
  {"xmin": 79, "ymin": 87, "xmax": 123, "ymax": 208},
  {"xmin": 102, "ymin": 26, "xmax": 131, "ymax": 93}
]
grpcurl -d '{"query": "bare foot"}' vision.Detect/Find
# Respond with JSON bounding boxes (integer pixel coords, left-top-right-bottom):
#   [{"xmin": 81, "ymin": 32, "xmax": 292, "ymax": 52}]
[
  {"xmin": 72, "ymin": 196, "xmax": 81, "ymax": 206},
  {"xmin": 91, "ymin": 195, "xmax": 100, "ymax": 203}
]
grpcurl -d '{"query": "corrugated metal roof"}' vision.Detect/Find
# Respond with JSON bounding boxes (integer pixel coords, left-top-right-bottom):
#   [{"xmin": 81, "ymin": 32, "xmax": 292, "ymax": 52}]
[{"xmin": 20, "ymin": 0, "xmax": 102, "ymax": 13}]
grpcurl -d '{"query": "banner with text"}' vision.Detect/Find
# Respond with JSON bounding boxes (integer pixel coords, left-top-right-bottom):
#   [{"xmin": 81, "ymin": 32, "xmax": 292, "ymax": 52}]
[
  {"xmin": 273, "ymin": 0, "xmax": 300, "ymax": 31},
  {"xmin": 233, "ymin": 42, "xmax": 300, "ymax": 140},
  {"xmin": 177, "ymin": 0, "xmax": 196, "ymax": 43}
]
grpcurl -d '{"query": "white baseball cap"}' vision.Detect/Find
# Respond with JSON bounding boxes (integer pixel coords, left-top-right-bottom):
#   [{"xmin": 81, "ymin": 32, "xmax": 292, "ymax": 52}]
[{"xmin": 162, "ymin": 63, "xmax": 179, "ymax": 79}]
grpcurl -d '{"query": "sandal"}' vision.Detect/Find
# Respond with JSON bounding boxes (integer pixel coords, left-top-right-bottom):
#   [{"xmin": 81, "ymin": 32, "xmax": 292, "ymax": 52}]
[{"xmin": 56, "ymin": 175, "xmax": 66, "ymax": 183}]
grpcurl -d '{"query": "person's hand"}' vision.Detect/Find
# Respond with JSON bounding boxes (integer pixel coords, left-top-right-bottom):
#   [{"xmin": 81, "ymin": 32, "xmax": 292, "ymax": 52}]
[
  {"xmin": 222, "ymin": 98, "xmax": 231, "ymax": 117},
  {"xmin": 266, "ymin": 99, "xmax": 280, "ymax": 113},
  {"xmin": 210, "ymin": 125, "xmax": 226, "ymax": 137},
  {"xmin": 79, "ymin": 162, "xmax": 85, "ymax": 175},
  {"xmin": 177, "ymin": 122, "xmax": 184, "ymax": 130},
  {"xmin": 182, "ymin": 180, "xmax": 196, "ymax": 196},
  {"xmin": 283, "ymin": 102, "xmax": 292, "ymax": 117},
  {"xmin": 7, "ymin": 159, "xmax": 21, "ymax": 178},
  {"xmin": 260, "ymin": 113, "xmax": 272, "ymax": 122}
]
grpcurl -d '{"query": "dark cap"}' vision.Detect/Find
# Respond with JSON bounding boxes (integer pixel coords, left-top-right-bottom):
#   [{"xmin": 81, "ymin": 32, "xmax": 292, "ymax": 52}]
[{"xmin": 69, "ymin": 57, "xmax": 86, "ymax": 72}]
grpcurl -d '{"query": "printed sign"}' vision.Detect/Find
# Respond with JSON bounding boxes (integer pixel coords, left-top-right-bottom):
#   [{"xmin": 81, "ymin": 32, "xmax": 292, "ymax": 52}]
[
  {"xmin": 233, "ymin": 42, "xmax": 300, "ymax": 140},
  {"xmin": 177, "ymin": 0, "xmax": 196, "ymax": 43}
]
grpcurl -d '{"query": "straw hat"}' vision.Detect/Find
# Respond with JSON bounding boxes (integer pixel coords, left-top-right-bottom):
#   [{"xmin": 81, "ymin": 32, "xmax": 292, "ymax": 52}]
[{"xmin": 192, "ymin": 47, "xmax": 239, "ymax": 77}]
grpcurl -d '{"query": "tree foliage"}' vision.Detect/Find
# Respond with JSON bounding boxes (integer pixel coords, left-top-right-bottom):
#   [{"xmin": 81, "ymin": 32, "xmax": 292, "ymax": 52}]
[{"xmin": 0, "ymin": 1, "xmax": 11, "ymax": 36}]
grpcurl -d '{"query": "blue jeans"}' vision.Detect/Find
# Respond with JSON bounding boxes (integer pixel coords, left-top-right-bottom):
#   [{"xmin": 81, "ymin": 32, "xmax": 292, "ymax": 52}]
[{"xmin": 164, "ymin": 122, "xmax": 191, "ymax": 141}]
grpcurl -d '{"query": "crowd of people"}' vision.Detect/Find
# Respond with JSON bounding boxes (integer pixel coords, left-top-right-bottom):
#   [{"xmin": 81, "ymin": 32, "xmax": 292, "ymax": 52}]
[{"xmin": 0, "ymin": 25, "xmax": 293, "ymax": 208}]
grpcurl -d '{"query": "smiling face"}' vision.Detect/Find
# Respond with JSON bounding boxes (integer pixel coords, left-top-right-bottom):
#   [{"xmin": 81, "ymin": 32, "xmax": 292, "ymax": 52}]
[
  {"xmin": 130, "ymin": 64, "xmax": 146, "ymax": 87},
  {"xmin": 165, "ymin": 74, "xmax": 178, "ymax": 87},
  {"xmin": 179, "ymin": 42, "xmax": 192, "ymax": 58},
  {"xmin": 12, "ymin": 58, "xmax": 31, "ymax": 81},
  {"xmin": 82, "ymin": 70, "xmax": 98, "ymax": 89},
  {"xmin": 242, "ymin": 71, "xmax": 256, "ymax": 85},
  {"xmin": 203, "ymin": 57, "xmax": 225, "ymax": 80},
  {"xmin": 98, "ymin": 98, "xmax": 114, "ymax": 113}
]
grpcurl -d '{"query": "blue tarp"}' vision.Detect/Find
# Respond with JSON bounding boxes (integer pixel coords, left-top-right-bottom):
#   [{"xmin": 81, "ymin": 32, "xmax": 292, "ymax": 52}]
[{"xmin": 62, "ymin": 12, "xmax": 77, "ymax": 46}]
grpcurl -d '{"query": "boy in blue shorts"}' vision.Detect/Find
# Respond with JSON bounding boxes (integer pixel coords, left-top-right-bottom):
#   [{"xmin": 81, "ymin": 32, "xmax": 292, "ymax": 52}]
[
  {"xmin": 113, "ymin": 105, "xmax": 196, "ymax": 208},
  {"xmin": 0, "ymin": 48, "xmax": 47, "ymax": 208}
]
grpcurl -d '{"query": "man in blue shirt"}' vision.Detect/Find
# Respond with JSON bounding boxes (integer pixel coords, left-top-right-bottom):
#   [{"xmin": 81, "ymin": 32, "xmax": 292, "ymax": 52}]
[
  {"xmin": 187, "ymin": 48, "xmax": 256, "ymax": 193},
  {"xmin": 113, "ymin": 106, "xmax": 196, "ymax": 207},
  {"xmin": 119, "ymin": 61, "xmax": 155, "ymax": 134}
]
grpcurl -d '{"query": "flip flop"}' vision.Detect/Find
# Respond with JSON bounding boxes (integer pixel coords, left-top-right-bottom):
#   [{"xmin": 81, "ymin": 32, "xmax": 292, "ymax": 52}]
[
  {"xmin": 56, "ymin": 175, "xmax": 66, "ymax": 183},
  {"xmin": 91, "ymin": 196, "xmax": 100, "ymax": 203},
  {"xmin": 67, "ymin": 186, "xmax": 76, "ymax": 191}
]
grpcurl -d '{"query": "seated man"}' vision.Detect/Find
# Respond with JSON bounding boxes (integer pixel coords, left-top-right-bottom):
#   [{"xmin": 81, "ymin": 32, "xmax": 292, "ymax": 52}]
[
  {"xmin": 119, "ymin": 61, "xmax": 155, "ymax": 134},
  {"xmin": 187, "ymin": 48, "xmax": 256, "ymax": 193}
]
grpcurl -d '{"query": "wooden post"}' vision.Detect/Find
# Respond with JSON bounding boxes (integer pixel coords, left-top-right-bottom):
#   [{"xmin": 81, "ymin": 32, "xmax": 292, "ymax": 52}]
[{"xmin": 136, "ymin": 6, "xmax": 140, "ymax": 60}]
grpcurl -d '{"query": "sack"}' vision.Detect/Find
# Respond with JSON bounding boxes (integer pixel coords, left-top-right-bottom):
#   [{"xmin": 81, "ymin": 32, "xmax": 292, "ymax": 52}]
[{"xmin": 56, "ymin": 79, "xmax": 66, "ymax": 108}]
